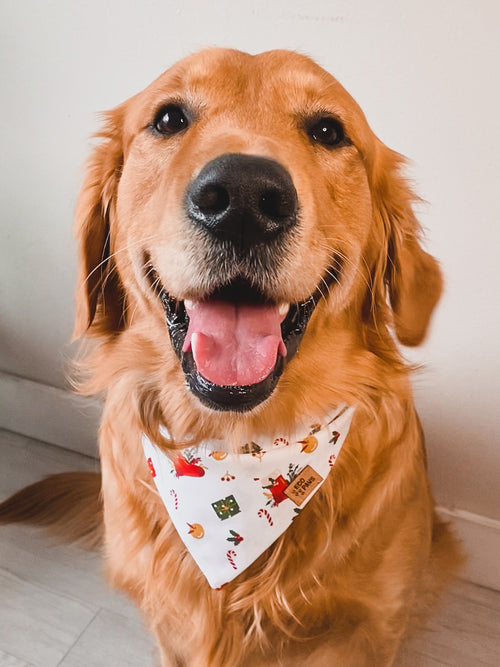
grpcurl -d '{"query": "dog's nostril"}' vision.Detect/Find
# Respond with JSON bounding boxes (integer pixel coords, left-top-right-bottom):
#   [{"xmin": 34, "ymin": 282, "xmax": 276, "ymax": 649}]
[{"xmin": 194, "ymin": 184, "xmax": 230, "ymax": 215}]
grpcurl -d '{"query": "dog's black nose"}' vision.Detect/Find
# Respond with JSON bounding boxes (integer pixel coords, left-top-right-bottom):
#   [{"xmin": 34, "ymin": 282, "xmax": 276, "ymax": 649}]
[{"xmin": 185, "ymin": 154, "xmax": 298, "ymax": 248}]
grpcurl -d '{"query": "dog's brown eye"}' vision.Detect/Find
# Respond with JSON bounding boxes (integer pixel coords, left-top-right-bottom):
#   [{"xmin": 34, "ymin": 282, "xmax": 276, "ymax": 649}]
[
  {"xmin": 307, "ymin": 117, "xmax": 347, "ymax": 147},
  {"xmin": 153, "ymin": 104, "xmax": 189, "ymax": 135}
]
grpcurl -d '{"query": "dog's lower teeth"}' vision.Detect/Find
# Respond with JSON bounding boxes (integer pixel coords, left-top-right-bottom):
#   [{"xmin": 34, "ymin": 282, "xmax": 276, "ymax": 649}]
[{"xmin": 184, "ymin": 299, "xmax": 195, "ymax": 310}]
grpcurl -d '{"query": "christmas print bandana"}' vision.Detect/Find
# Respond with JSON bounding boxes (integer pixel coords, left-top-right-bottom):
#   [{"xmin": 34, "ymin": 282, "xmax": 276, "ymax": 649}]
[{"xmin": 142, "ymin": 405, "xmax": 354, "ymax": 589}]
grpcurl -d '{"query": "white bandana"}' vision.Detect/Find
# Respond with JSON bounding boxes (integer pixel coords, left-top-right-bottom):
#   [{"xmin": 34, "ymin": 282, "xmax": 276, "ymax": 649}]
[{"xmin": 142, "ymin": 405, "xmax": 354, "ymax": 589}]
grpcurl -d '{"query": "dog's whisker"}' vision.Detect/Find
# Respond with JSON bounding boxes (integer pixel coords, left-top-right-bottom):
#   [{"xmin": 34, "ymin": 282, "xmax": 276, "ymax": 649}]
[
  {"xmin": 324, "ymin": 267, "xmax": 340, "ymax": 287},
  {"xmin": 319, "ymin": 275, "xmax": 332, "ymax": 301},
  {"xmin": 317, "ymin": 240, "xmax": 374, "ymax": 295},
  {"xmin": 123, "ymin": 268, "xmax": 168, "ymax": 326},
  {"xmin": 82, "ymin": 234, "xmax": 160, "ymax": 288},
  {"xmin": 126, "ymin": 301, "xmax": 140, "ymax": 327}
]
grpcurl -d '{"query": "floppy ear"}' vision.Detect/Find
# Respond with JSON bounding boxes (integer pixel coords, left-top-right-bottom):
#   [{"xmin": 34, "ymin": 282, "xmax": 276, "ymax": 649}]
[
  {"xmin": 73, "ymin": 108, "xmax": 127, "ymax": 339},
  {"xmin": 370, "ymin": 142, "xmax": 443, "ymax": 347}
]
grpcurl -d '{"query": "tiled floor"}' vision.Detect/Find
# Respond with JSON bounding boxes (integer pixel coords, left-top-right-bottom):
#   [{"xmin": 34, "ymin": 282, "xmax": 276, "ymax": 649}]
[
  {"xmin": 0, "ymin": 428, "xmax": 499, "ymax": 666},
  {"xmin": 0, "ymin": 429, "xmax": 157, "ymax": 667}
]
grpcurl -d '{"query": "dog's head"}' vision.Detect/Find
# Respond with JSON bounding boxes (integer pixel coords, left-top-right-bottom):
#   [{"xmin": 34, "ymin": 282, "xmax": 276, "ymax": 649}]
[{"xmin": 74, "ymin": 48, "xmax": 441, "ymax": 418}]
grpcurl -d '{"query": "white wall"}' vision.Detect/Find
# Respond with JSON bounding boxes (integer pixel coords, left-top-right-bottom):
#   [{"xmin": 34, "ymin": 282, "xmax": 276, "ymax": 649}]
[{"xmin": 1, "ymin": 1, "xmax": 499, "ymax": 530}]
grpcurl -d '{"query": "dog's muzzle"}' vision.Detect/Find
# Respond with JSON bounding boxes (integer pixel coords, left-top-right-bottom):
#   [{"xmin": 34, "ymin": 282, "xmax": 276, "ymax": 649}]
[{"xmin": 145, "ymin": 154, "xmax": 342, "ymax": 413}]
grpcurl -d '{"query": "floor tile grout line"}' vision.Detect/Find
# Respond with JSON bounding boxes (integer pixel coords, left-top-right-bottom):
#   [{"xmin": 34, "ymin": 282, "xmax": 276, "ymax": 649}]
[
  {"xmin": 0, "ymin": 564, "xmax": 100, "ymax": 616},
  {"xmin": 446, "ymin": 587, "xmax": 500, "ymax": 612},
  {"xmin": 0, "ymin": 427, "xmax": 100, "ymax": 465},
  {"xmin": 55, "ymin": 607, "xmax": 103, "ymax": 667},
  {"xmin": 413, "ymin": 648, "xmax": 454, "ymax": 666},
  {"xmin": 100, "ymin": 603, "xmax": 144, "ymax": 625},
  {"xmin": 0, "ymin": 531, "xmax": 145, "ymax": 625},
  {"xmin": 0, "ymin": 648, "xmax": 38, "ymax": 667},
  {"xmin": 455, "ymin": 577, "xmax": 500, "ymax": 596}
]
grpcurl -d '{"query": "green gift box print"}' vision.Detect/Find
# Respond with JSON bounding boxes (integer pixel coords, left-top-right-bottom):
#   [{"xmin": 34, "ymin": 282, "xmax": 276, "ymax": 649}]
[{"xmin": 212, "ymin": 495, "xmax": 241, "ymax": 520}]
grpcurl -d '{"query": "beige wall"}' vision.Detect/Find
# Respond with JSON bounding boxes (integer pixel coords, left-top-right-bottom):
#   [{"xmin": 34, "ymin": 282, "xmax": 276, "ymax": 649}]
[{"xmin": 1, "ymin": 1, "xmax": 499, "ymax": 525}]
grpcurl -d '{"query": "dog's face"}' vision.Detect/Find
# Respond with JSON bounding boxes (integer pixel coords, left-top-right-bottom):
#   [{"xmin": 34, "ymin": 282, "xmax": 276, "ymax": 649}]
[{"xmin": 75, "ymin": 48, "xmax": 442, "ymax": 421}]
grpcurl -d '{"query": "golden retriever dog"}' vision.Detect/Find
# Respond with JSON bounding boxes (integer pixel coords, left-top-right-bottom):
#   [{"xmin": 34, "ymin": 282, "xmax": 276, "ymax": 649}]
[{"xmin": 1, "ymin": 48, "xmax": 461, "ymax": 666}]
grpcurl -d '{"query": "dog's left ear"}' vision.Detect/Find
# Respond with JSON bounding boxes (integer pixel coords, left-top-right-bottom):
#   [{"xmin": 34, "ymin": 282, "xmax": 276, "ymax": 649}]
[
  {"xmin": 73, "ymin": 107, "xmax": 126, "ymax": 339},
  {"xmin": 370, "ymin": 142, "xmax": 443, "ymax": 347}
]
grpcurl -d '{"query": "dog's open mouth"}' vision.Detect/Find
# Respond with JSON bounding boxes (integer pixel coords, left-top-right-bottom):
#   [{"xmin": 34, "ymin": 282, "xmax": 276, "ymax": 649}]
[{"xmin": 144, "ymin": 258, "xmax": 341, "ymax": 412}]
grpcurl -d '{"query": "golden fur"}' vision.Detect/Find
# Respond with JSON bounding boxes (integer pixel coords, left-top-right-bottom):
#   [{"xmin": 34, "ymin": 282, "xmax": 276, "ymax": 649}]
[{"xmin": 1, "ymin": 48, "xmax": 461, "ymax": 665}]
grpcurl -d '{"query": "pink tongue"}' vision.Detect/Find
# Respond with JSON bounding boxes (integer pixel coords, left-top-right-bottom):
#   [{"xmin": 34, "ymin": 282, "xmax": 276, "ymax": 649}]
[{"xmin": 182, "ymin": 301, "xmax": 287, "ymax": 386}]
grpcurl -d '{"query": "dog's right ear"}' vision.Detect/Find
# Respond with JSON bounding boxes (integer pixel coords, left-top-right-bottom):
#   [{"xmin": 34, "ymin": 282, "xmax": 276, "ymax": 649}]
[
  {"xmin": 73, "ymin": 108, "xmax": 127, "ymax": 339},
  {"xmin": 367, "ymin": 141, "xmax": 443, "ymax": 347}
]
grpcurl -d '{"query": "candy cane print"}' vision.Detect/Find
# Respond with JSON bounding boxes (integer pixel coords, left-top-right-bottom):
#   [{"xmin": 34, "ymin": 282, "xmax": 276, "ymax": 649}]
[
  {"xmin": 227, "ymin": 549, "xmax": 238, "ymax": 570},
  {"xmin": 169, "ymin": 489, "xmax": 179, "ymax": 510},
  {"xmin": 257, "ymin": 508, "xmax": 274, "ymax": 526}
]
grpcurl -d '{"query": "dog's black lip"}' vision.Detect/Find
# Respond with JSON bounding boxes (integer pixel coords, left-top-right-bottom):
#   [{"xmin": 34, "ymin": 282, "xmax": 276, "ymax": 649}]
[
  {"xmin": 144, "ymin": 253, "xmax": 342, "ymax": 412},
  {"xmin": 181, "ymin": 351, "xmax": 286, "ymax": 412}
]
